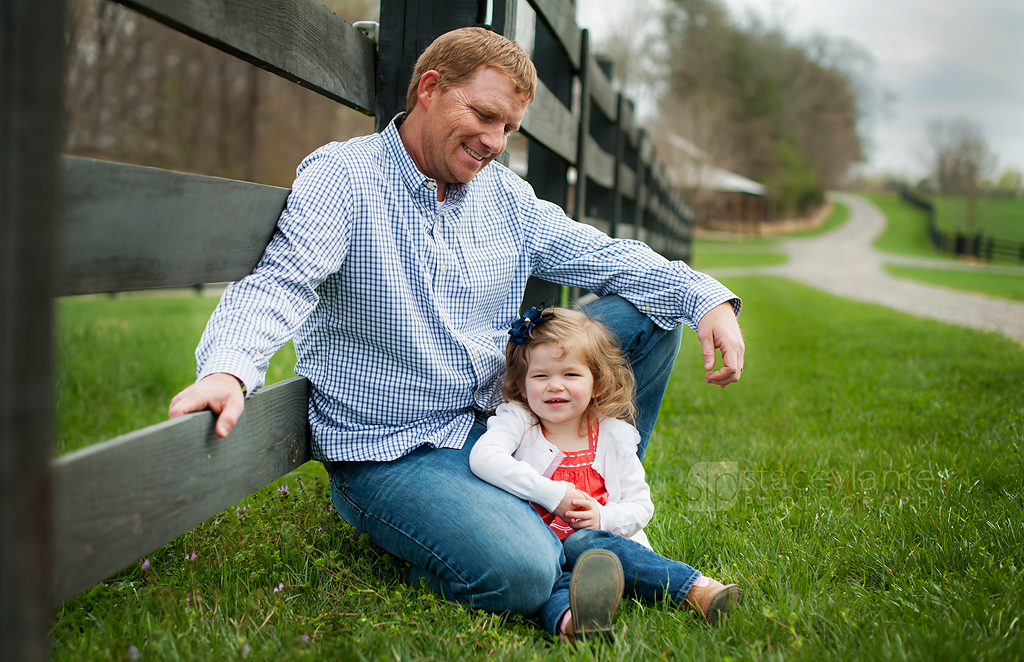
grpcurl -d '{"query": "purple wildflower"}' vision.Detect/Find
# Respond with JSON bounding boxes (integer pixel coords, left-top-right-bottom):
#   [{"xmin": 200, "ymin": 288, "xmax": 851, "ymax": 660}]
[
  {"xmin": 128, "ymin": 645, "xmax": 139, "ymax": 660},
  {"xmin": 242, "ymin": 645, "xmax": 251, "ymax": 655},
  {"xmin": 141, "ymin": 559, "xmax": 150, "ymax": 572},
  {"xmin": 277, "ymin": 485, "xmax": 289, "ymax": 496},
  {"xmin": 302, "ymin": 633, "xmax": 310, "ymax": 642},
  {"xmin": 274, "ymin": 582, "xmax": 284, "ymax": 593}
]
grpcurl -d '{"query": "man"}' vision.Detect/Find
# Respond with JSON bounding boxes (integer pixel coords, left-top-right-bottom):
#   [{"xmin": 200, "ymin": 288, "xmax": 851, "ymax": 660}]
[{"xmin": 170, "ymin": 27, "xmax": 743, "ymax": 628}]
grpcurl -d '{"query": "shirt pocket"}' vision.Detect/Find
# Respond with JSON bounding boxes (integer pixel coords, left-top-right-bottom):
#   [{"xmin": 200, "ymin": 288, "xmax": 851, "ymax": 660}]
[{"xmin": 456, "ymin": 221, "xmax": 522, "ymax": 310}]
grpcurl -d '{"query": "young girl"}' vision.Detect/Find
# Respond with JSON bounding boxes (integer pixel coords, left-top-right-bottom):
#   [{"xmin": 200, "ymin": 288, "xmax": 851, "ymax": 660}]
[{"xmin": 470, "ymin": 304, "xmax": 740, "ymax": 640}]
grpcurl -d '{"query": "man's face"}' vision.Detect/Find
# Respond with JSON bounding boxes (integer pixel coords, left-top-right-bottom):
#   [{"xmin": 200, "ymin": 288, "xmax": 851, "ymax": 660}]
[{"xmin": 418, "ymin": 66, "xmax": 529, "ymax": 186}]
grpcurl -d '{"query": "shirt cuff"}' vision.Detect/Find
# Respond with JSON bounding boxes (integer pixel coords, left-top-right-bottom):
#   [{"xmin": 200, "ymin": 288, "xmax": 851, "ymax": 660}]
[{"xmin": 197, "ymin": 349, "xmax": 264, "ymax": 397}]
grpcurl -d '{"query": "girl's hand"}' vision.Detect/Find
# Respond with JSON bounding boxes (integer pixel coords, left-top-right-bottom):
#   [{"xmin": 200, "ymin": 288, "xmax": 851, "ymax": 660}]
[
  {"xmin": 556, "ymin": 484, "xmax": 588, "ymax": 521},
  {"xmin": 566, "ymin": 494, "xmax": 601, "ymax": 530}
]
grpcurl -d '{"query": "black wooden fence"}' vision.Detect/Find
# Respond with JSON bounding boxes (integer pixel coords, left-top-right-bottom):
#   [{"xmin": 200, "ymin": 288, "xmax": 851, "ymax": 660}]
[
  {"xmin": 902, "ymin": 188, "xmax": 1024, "ymax": 264},
  {"xmin": 1, "ymin": 1, "xmax": 694, "ymax": 657}
]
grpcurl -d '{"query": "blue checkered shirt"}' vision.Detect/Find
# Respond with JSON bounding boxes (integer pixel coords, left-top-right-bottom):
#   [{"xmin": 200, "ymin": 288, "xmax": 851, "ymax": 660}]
[{"xmin": 196, "ymin": 116, "xmax": 740, "ymax": 462}]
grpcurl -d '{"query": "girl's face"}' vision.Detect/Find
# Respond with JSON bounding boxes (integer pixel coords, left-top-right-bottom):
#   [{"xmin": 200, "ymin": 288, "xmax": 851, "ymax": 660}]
[{"xmin": 523, "ymin": 343, "xmax": 596, "ymax": 432}]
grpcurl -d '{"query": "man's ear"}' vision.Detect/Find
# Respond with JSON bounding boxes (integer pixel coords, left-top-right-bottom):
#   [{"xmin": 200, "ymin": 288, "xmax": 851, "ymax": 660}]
[{"xmin": 416, "ymin": 70, "xmax": 442, "ymax": 109}]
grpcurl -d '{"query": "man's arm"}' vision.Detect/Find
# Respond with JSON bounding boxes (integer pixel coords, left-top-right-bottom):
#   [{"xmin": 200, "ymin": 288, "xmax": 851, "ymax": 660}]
[
  {"xmin": 168, "ymin": 145, "xmax": 355, "ymax": 435},
  {"xmin": 168, "ymin": 372, "xmax": 245, "ymax": 438},
  {"xmin": 510, "ymin": 176, "xmax": 743, "ymax": 373}
]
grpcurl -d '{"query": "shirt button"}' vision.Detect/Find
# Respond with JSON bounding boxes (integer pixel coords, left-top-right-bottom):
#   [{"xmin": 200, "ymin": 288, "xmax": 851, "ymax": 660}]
[
  {"xmin": 645, "ymin": 306, "xmax": 651, "ymax": 312},
  {"xmin": 440, "ymin": 264, "xmax": 447, "ymax": 273},
  {"xmin": 425, "ymin": 181, "xmax": 436, "ymax": 190},
  {"xmin": 473, "ymin": 351, "xmax": 479, "ymax": 359}
]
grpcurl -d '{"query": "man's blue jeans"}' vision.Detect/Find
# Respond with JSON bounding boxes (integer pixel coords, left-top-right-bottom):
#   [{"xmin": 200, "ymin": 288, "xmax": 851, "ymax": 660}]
[{"xmin": 325, "ymin": 296, "xmax": 683, "ymax": 620}]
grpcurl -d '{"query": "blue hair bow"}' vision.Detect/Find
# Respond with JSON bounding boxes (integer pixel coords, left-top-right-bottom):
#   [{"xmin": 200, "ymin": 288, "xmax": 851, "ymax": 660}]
[{"xmin": 508, "ymin": 302, "xmax": 554, "ymax": 345}]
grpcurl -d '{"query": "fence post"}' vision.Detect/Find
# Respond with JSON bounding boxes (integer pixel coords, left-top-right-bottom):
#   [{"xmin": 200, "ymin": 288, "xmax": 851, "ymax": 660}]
[
  {"xmin": 375, "ymin": 0, "xmax": 486, "ymax": 132},
  {"xmin": 522, "ymin": 6, "xmax": 576, "ymax": 307},
  {"xmin": 611, "ymin": 92, "xmax": 625, "ymax": 240},
  {"xmin": 573, "ymin": 29, "xmax": 591, "ymax": 224},
  {"xmin": 633, "ymin": 128, "xmax": 647, "ymax": 244},
  {"xmin": 1, "ymin": 0, "xmax": 63, "ymax": 658}
]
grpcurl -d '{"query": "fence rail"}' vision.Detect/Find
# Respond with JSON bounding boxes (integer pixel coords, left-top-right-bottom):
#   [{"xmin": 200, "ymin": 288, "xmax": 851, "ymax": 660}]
[
  {"xmin": 3, "ymin": 3, "xmax": 699, "ymax": 652},
  {"xmin": 902, "ymin": 188, "xmax": 1024, "ymax": 264},
  {"xmin": 53, "ymin": 377, "xmax": 311, "ymax": 603},
  {"xmin": 59, "ymin": 157, "xmax": 289, "ymax": 296}
]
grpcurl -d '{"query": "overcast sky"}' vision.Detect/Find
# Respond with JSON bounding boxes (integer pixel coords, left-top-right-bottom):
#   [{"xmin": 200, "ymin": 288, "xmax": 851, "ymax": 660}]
[{"xmin": 575, "ymin": 0, "xmax": 1024, "ymax": 180}]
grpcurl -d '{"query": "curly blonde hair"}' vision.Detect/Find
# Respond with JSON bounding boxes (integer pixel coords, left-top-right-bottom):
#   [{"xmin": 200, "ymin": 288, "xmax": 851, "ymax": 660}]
[{"xmin": 503, "ymin": 307, "xmax": 637, "ymax": 428}]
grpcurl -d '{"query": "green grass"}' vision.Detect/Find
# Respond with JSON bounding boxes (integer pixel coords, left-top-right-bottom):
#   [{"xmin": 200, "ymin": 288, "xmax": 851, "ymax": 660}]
[
  {"xmin": 689, "ymin": 251, "xmax": 787, "ymax": 270},
  {"xmin": 932, "ymin": 195, "xmax": 1024, "ymax": 242},
  {"xmin": 883, "ymin": 265, "xmax": 1024, "ymax": 303},
  {"xmin": 864, "ymin": 193, "xmax": 954, "ymax": 260},
  {"xmin": 51, "ymin": 281, "xmax": 1024, "ymax": 660},
  {"xmin": 55, "ymin": 291, "xmax": 298, "ymax": 456},
  {"xmin": 784, "ymin": 200, "xmax": 850, "ymax": 238},
  {"xmin": 689, "ymin": 202, "xmax": 850, "ymax": 271}
]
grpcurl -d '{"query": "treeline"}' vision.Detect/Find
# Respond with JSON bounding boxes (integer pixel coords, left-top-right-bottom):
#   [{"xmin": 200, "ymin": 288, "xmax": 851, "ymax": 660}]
[
  {"xmin": 644, "ymin": 0, "xmax": 866, "ymax": 217},
  {"xmin": 63, "ymin": 0, "xmax": 376, "ymax": 188}
]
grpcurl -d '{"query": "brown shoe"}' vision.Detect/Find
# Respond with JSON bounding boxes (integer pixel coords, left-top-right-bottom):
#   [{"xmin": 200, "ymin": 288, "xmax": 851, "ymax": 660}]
[
  {"xmin": 567, "ymin": 549, "xmax": 624, "ymax": 642},
  {"xmin": 684, "ymin": 577, "xmax": 741, "ymax": 625}
]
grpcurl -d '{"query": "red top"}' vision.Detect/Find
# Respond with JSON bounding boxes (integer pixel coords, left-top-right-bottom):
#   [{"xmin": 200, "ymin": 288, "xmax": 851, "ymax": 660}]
[{"xmin": 533, "ymin": 420, "xmax": 609, "ymax": 540}]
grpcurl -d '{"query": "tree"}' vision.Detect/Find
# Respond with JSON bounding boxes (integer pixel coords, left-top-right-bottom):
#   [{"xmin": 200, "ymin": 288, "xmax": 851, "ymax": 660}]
[
  {"xmin": 63, "ymin": 0, "xmax": 377, "ymax": 187},
  {"xmin": 647, "ymin": 0, "xmax": 865, "ymax": 218},
  {"xmin": 926, "ymin": 118, "xmax": 997, "ymax": 249},
  {"xmin": 995, "ymin": 166, "xmax": 1023, "ymax": 193}
]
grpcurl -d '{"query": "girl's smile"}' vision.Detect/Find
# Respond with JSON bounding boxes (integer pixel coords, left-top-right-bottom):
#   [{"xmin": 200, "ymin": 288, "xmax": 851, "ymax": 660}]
[{"xmin": 523, "ymin": 343, "xmax": 595, "ymax": 441}]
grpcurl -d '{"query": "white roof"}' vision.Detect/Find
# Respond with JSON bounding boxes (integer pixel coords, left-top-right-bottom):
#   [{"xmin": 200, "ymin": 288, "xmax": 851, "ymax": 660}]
[{"xmin": 664, "ymin": 134, "xmax": 767, "ymax": 195}]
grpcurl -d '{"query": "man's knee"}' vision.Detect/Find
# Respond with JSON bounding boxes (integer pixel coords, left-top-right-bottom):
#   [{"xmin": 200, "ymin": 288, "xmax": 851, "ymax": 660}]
[
  {"xmin": 582, "ymin": 295, "xmax": 680, "ymax": 364},
  {"xmin": 466, "ymin": 547, "xmax": 562, "ymax": 614}
]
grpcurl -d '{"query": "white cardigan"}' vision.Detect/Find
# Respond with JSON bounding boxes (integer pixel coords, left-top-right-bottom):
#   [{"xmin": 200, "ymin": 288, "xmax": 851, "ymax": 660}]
[{"xmin": 469, "ymin": 402, "xmax": 654, "ymax": 549}]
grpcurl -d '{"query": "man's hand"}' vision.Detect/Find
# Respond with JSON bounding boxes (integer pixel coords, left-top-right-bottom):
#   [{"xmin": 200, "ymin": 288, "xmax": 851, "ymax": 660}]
[
  {"xmin": 168, "ymin": 372, "xmax": 245, "ymax": 438},
  {"xmin": 696, "ymin": 301, "xmax": 744, "ymax": 387},
  {"xmin": 565, "ymin": 493, "xmax": 601, "ymax": 530}
]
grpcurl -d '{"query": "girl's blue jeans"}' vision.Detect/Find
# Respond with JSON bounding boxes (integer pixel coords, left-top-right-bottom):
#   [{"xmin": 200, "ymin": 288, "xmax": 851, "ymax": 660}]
[
  {"xmin": 538, "ymin": 529, "xmax": 701, "ymax": 635},
  {"xmin": 325, "ymin": 296, "xmax": 684, "ymax": 627}
]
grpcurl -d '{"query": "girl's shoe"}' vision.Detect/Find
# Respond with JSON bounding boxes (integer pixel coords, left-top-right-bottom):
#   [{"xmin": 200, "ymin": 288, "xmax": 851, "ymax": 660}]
[
  {"xmin": 684, "ymin": 577, "xmax": 741, "ymax": 625},
  {"xmin": 566, "ymin": 549, "xmax": 624, "ymax": 642}
]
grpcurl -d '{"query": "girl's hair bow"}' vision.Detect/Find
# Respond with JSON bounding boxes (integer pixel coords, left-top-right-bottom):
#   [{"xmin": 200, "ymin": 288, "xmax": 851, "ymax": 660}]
[{"xmin": 508, "ymin": 302, "xmax": 554, "ymax": 345}]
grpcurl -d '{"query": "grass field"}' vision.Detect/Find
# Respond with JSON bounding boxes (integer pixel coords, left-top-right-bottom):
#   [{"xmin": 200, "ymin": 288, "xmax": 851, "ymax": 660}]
[
  {"xmin": 932, "ymin": 195, "xmax": 1024, "ymax": 243},
  {"xmin": 859, "ymin": 193, "xmax": 1024, "ymax": 302},
  {"xmin": 690, "ymin": 202, "xmax": 849, "ymax": 271},
  {"xmin": 55, "ymin": 292, "xmax": 297, "ymax": 456},
  {"xmin": 785, "ymin": 200, "xmax": 850, "ymax": 238},
  {"xmin": 688, "ymin": 251, "xmax": 787, "ymax": 270},
  {"xmin": 51, "ymin": 280, "xmax": 1024, "ymax": 660},
  {"xmin": 864, "ymin": 193, "xmax": 952, "ymax": 260},
  {"xmin": 883, "ymin": 265, "xmax": 1024, "ymax": 303}
]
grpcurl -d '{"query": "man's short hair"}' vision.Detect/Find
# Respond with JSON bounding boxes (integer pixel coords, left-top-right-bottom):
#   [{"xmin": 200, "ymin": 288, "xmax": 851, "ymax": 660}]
[{"xmin": 405, "ymin": 27, "xmax": 537, "ymax": 113}]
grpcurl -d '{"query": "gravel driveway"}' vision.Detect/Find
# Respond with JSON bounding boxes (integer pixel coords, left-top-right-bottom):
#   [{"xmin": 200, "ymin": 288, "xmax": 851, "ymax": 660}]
[{"xmin": 703, "ymin": 192, "xmax": 1024, "ymax": 345}]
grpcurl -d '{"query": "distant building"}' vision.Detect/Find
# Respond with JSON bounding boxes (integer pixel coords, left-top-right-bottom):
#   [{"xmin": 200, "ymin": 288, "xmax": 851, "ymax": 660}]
[{"xmin": 661, "ymin": 134, "xmax": 769, "ymax": 231}]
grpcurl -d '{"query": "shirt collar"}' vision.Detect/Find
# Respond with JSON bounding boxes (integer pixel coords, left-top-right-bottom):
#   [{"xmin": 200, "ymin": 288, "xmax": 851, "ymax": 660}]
[{"xmin": 383, "ymin": 113, "xmax": 470, "ymax": 207}]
